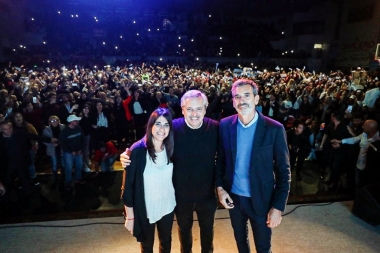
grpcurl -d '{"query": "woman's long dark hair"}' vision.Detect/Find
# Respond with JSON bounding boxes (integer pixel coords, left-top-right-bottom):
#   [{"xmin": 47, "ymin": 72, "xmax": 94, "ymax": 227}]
[{"xmin": 145, "ymin": 108, "xmax": 174, "ymax": 164}]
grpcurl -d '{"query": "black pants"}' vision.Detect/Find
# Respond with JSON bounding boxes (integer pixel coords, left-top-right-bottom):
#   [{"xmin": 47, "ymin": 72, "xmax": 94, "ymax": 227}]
[
  {"xmin": 229, "ymin": 193, "xmax": 272, "ymax": 253},
  {"xmin": 141, "ymin": 210, "xmax": 175, "ymax": 253},
  {"xmin": 329, "ymin": 152, "xmax": 345, "ymax": 184},
  {"xmin": 2, "ymin": 161, "xmax": 30, "ymax": 204},
  {"xmin": 175, "ymin": 198, "xmax": 217, "ymax": 253},
  {"xmin": 289, "ymin": 150, "xmax": 307, "ymax": 175}
]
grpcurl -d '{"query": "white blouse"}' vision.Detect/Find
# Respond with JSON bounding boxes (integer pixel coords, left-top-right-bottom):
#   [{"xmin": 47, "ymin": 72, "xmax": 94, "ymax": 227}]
[
  {"xmin": 143, "ymin": 149, "xmax": 176, "ymax": 224},
  {"xmin": 97, "ymin": 112, "xmax": 108, "ymax": 127}
]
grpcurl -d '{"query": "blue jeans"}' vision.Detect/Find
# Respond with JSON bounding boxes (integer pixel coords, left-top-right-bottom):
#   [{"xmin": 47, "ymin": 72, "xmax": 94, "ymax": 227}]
[
  {"xmin": 100, "ymin": 156, "xmax": 116, "ymax": 172},
  {"xmin": 175, "ymin": 198, "xmax": 217, "ymax": 253},
  {"xmin": 50, "ymin": 155, "xmax": 64, "ymax": 179},
  {"xmin": 63, "ymin": 152, "xmax": 83, "ymax": 184},
  {"xmin": 82, "ymin": 135, "xmax": 91, "ymax": 168},
  {"xmin": 28, "ymin": 149, "xmax": 36, "ymax": 179},
  {"xmin": 229, "ymin": 193, "xmax": 272, "ymax": 253}
]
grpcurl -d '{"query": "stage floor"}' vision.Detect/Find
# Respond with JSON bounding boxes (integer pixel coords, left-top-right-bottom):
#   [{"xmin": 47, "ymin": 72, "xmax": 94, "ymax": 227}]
[{"xmin": 1, "ymin": 202, "xmax": 379, "ymax": 253}]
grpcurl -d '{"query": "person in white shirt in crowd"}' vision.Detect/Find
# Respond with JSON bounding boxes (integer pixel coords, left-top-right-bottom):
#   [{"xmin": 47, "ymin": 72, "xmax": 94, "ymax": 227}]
[{"xmin": 331, "ymin": 119, "xmax": 379, "ymax": 188}]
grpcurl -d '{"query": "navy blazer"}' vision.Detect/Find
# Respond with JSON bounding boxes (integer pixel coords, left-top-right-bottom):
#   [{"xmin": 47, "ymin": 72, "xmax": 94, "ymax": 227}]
[{"xmin": 216, "ymin": 112, "xmax": 291, "ymax": 217}]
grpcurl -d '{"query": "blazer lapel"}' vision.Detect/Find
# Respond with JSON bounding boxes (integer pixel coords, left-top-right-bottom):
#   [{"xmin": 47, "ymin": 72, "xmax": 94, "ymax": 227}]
[
  {"xmin": 253, "ymin": 113, "xmax": 266, "ymax": 153},
  {"xmin": 229, "ymin": 115, "xmax": 238, "ymax": 166}
]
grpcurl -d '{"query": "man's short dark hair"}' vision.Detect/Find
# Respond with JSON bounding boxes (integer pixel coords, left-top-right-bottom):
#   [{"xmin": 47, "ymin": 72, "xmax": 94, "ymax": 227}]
[{"xmin": 332, "ymin": 110, "xmax": 344, "ymax": 121}]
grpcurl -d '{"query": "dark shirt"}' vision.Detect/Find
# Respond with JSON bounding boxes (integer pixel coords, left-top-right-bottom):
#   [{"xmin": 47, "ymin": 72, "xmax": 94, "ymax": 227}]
[
  {"xmin": 59, "ymin": 126, "xmax": 84, "ymax": 152},
  {"xmin": 172, "ymin": 117, "xmax": 219, "ymax": 202},
  {"xmin": 325, "ymin": 122, "xmax": 351, "ymax": 154}
]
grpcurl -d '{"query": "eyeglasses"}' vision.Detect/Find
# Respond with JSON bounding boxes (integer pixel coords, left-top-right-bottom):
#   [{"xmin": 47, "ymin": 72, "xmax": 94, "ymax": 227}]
[{"xmin": 50, "ymin": 120, "xmax": 58, "ymax": 123}]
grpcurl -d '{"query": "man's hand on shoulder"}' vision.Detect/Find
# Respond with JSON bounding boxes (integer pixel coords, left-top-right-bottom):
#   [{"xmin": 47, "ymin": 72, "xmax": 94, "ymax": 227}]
[{"xmin": 120, "ymin": 148, "xmax": 131, "ymax": 168}]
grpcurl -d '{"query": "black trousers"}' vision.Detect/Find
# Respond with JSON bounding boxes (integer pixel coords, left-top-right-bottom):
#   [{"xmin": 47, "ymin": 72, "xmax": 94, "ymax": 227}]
[
  {"xmin": 175, "ymin": 198, "xmax": 217, "ymax": 253},
  {"xmin": 1, "ymin": 161, "xmax": 30, "ymax": 204},
  {"xmin": 141, "ymin": 210, "xmax": 175, "ymax": 253},
  {"xmin": 289, "ymin": 150, "xmax": 307, "ymax": 175}
]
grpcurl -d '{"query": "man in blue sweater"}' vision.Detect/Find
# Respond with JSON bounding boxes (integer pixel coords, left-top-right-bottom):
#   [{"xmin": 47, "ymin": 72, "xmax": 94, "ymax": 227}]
[{"xmin": 216, "ymin": 79, "xmax": 291, "ymax": 253}]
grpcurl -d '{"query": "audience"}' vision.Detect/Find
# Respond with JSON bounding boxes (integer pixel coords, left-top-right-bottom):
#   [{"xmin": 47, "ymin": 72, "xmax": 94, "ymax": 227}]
[{"xmin": 1, "ymin": 60, "xmax": 380, "ymax": 199}]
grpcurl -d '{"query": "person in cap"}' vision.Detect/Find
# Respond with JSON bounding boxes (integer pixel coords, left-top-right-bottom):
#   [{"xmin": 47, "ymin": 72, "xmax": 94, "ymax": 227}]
[{"xmin": 59, "ymin": 114, "xmax": 85, "ymax": 190}]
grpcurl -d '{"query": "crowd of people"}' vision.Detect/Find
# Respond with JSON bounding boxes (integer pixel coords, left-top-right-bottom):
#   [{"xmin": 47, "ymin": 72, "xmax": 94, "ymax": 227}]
[
  {"xmin": 1, "ymin": 60, "xmax": 380, "ymax": 251},
  {"xmin": 0, "ymin": 62, "xmax": 380, "ymax": 190}
]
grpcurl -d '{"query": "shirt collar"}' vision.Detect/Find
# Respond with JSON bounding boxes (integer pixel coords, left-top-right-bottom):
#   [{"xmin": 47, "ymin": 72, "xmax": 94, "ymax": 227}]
[
  {"xmin": 184, "ymin": 118, "xmax": 203, "ymax": 129},
  {"xmin": 238, "ymin": 112, "xmax": 258, "ymax": 128}
]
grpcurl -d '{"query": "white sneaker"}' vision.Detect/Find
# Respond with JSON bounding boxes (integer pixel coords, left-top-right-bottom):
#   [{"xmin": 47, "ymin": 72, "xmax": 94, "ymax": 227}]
[{"xmin": 83, "ymin": 167, "xmax": 91, "ymax": 173}]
